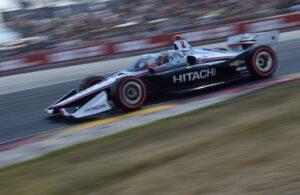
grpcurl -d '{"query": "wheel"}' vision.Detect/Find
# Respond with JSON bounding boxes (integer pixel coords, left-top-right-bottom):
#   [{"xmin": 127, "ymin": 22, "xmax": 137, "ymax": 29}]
[
  {"xmin": 110, "ymin": 76, "xmax": 147, "ymax": 111},
  {"xmin": 247, "ymin": 46, "xmax": 277, "ymax": 78},
  {"xmin": 79, "ymin": 75, "xmax": 105, "ymax": 91}
]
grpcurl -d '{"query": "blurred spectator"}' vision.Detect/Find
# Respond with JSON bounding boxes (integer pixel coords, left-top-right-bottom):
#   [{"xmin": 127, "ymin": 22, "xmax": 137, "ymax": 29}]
[{"xmin": 0, "ymin": 0, "xmax": 299, "ymax": 57}]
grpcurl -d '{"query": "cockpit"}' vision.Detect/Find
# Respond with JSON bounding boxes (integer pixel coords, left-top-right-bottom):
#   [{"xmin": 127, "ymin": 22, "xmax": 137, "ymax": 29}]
[{"xmin": 127, "ymin": 54, "xmax": 170, "ymax": 71}]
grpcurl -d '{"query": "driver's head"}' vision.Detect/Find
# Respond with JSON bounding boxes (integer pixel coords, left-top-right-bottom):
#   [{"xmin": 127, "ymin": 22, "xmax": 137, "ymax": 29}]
[
  {"xmin": 161, "ymin": 55, "xmax": 169, "ymax": 64},
  {"xmin": 155, "ymin": 56, "xmax": 162, "ymax": 65}
]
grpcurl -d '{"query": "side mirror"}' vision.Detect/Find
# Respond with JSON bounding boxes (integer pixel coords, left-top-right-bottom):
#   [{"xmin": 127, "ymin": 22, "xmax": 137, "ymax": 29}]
[{"xmin": 148, "ymin": 64, "xmax": 158, "ymax": 74}]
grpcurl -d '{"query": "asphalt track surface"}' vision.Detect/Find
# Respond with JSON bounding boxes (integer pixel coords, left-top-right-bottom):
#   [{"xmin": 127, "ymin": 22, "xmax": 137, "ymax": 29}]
[{"xmin": 0, "ymin": 38, "xmax": 300, "ymax": 144}]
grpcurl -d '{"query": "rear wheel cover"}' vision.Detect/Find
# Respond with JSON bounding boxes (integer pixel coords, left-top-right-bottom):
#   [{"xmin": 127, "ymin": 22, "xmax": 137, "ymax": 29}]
[{"xmin": 111, "ymin": 77, "xmax": 147, "ymax": 111}]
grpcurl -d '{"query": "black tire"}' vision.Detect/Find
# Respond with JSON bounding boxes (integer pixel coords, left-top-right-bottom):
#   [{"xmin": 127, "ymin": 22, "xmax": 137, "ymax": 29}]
[
  {"xmin": 247, "ymin": 46, "xmax": 277, "ymax": 79},
  {"xmin": 79, "ymin": 75, "xmax": 105, "ymax": 91},
  {"xmin": 110, "ymin": 76, "xmax": 147, "ymax": 111}
]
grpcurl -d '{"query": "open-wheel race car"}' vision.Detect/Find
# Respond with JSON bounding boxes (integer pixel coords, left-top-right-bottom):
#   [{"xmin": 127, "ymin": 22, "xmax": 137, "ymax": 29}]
[{"xmin": 45, "ymin": 31, "xmax": 279, "ymax": 118}]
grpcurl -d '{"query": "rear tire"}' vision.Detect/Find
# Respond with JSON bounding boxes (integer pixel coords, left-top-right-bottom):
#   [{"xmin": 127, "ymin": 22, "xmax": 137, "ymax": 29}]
[
  {"xmin": 247, "ymin": 46, "xmax": 277, "ymax": 79},
  {"xmin": 79, "ymin": 76, "xmax": 105, "ymax": 91},
  {"xmin": 110, "ymin": 76, "xmax": 147, "ymax": 111}
]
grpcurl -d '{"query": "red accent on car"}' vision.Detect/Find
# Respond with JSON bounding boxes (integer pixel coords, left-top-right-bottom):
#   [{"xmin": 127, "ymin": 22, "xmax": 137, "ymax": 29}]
[
  {"xmin": 59, "ymin": 108, "xmax": 69, "ymax": 117},
  {"xmin": 228, "ymin": 41, "xmax": 256, "ymax": 47},
  {"xmin": 180, "ymin": 40, "xmax": 186, "ymax": 48},
  {"xmin": 174, "ymin": 35, "xmax": 182, "ymax": 41}
]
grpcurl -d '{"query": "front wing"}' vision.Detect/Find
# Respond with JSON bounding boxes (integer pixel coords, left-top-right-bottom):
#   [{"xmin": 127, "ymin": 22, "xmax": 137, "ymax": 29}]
[{"xmin": 45, "ymin": 91, "xmax": 112, "ymax": 118}]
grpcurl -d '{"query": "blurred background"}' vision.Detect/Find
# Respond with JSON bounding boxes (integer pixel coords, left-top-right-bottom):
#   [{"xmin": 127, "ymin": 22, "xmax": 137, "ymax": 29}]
[{"xmin": 0, "ymin": 0, "xmax": 299, "ymax": 57}]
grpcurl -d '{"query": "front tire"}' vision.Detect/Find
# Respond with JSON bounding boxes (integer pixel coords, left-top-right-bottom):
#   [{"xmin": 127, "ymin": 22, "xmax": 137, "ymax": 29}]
[
  {"xmin": 110, "ymin": 76, "xmax": 147, "ymax": 111},
  {"xmin": 79, "ymin": 75, "xmax": 105, "ymax": 91},
  {"xmin": 247, "ymin": 46, "xmax": 277, "ymax": 79}
]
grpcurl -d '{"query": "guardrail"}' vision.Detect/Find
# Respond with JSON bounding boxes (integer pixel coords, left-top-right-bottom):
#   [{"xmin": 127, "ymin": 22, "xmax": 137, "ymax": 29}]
[{"xmin": 0, "ymin": 12, "xmax": 300, "ymax": 74}]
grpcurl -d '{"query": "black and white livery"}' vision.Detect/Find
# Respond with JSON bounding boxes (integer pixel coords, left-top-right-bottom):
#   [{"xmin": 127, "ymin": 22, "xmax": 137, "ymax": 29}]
[{"xmin": 45, "ymin": 31, "xmax": 279, "ymax": 118}]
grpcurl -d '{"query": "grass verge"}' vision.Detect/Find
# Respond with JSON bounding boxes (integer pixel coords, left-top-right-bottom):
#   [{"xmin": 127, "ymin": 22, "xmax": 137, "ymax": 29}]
[{"xmin": 0, "ymin": 80, "xmax": 300, "ymax": 195}]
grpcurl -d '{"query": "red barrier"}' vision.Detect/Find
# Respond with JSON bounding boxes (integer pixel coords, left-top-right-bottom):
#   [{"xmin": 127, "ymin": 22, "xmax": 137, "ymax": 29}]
[
  {"xmin": 0, "ymin": 45, "xmax": 110, "ymax": 73},
  {"xmin": 1, "ymin": 12, "xmax": 300, "ymax": 73}
]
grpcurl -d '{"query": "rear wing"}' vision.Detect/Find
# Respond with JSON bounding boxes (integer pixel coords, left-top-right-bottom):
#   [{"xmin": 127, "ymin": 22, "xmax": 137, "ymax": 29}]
[{"xmin": 227, "ymin": 31, "xmax": 279, "ymax": 51}]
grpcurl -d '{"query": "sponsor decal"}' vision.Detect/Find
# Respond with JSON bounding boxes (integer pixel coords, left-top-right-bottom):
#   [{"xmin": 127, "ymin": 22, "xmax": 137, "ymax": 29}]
[
  {"xmin": 0, "ymin": 58, "xmax": 41, "ymax": 71},
  {"xmin": 46, "ymin": 46, "xmax": 106, "ymax": 63},
  {"xmin": 230, "ymin": 60, "xmax": 245, "ymax": 67},
  {"xmin": 241, "ymin": 34, "xmax": 258, "ymax": 41},
  {"xmin": 180, "ymin": 40, "xmax": 187, "ymax": 49},
  {"xmin": 173, "ymin": 68, "xmax": 216, "ymax": 84},
  {"xmin": 236, "ymin": 66, "xmax": 248, "ymax": 71},
  {"xmin": 85, "ymin": 104, "xmax": 107, "ymax": 112}
]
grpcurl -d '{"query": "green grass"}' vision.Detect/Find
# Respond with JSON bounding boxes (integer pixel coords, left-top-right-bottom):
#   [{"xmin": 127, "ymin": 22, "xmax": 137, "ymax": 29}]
[{"xmin": 0, "ymin": 80, "xmax": 300, "ymax": 195}]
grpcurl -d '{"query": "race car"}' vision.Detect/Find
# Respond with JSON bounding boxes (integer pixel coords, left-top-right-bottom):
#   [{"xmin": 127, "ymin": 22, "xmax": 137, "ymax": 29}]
[{"xmin": 45, "ymin": 31, "xmax": 279, "ymax": 118}]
